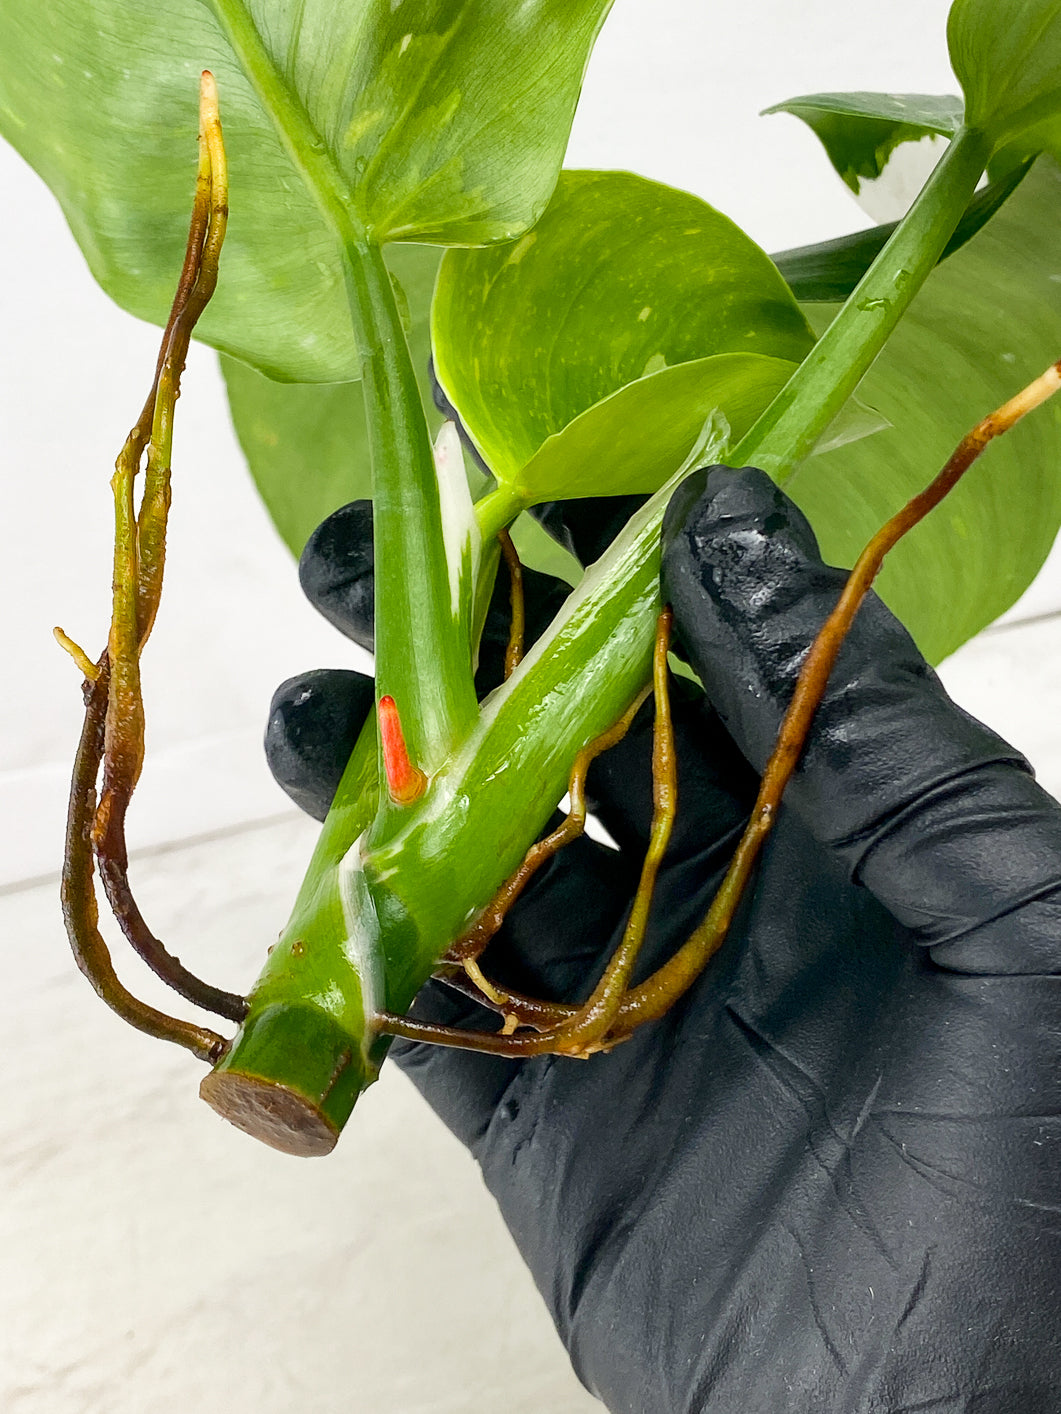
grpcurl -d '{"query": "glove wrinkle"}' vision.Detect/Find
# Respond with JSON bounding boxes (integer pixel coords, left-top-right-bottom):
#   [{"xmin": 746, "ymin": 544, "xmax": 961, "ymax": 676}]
[{"xmin": 663, "ymin": 466, "xmax": 1061, "ymax": 977}]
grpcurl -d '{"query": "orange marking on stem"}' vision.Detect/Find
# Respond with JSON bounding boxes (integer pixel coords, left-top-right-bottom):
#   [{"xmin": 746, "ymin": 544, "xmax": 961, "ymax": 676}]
[{"xmin": 378, "ymin": 696, "xmax": 427, "ymax": 805}]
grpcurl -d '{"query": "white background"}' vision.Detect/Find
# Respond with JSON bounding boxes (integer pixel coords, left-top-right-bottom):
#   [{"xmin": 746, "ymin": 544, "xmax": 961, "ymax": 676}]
[{"xmin": 4, "ymin": 1, "xmax": 1061, "ymax": 1409}]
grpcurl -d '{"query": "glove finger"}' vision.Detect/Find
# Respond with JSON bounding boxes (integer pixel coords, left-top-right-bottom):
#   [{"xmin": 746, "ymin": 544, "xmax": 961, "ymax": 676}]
[
  {"xmin": 661, "ymin": 465, "xmax": 1061, "ymax": 975},
  {"xmin": 265, "ymin": 668, "xmax": 374, "ymax": 821},
  {"xmin": 298, "ymin": 500, "xmax": 376, "ymax": 651}
]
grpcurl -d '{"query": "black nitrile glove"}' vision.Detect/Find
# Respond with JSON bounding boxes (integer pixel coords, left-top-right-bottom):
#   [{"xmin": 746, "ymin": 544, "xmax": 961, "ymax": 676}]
[{"xmin": 267, "ymin": 469, "xmax": 1061, "ymax": 1414}]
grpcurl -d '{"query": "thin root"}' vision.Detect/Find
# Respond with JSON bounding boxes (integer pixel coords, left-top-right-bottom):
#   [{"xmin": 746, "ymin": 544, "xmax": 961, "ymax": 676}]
[
  {"xmin": 54, "ymin": 627, "xmax": 100, "ymax": 681},
  {"xmin": 497, "ymin": 527, "xmax": 525, "ymax": 679},
  {"xmin": 443, "ymin": 674, "xmax": 652, "ymax": 965},
  {"xmin": 377, "ymin": 608, "xmax": 676, "ymax": 1057},
  {"xmin": 463, "ymin": 957, "xmax": 508, "ymax": 1006}
]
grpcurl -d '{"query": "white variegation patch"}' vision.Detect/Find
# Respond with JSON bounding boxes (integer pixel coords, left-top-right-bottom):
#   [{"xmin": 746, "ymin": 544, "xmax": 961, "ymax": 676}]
[
  {"xmin": 337, "ymin": 834, "xmax": 384, "ymax": 1034},
  {"xmin": 434, "ymin": 421, "xmax": 482, "ymax": 621},
  {"xmin": 853, "ymin": 133, "xmax": 949, "ymax": 223}
]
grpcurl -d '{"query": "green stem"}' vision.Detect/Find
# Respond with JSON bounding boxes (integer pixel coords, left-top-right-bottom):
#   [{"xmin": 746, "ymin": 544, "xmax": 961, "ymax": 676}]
[
  {"xmin": 344, "ymin": 240, "xmax": 478, "ymax": 774},
  {"xmin": 203, "ymin": 127, "xmax": 996, "ymax": 1155},
  {"xmin": 734, "ymin": 125, "xmax": 991, "ymax": 483},
  {"xmin": 202, "ymin": 476, "xmax": 672, "ymax": 1153},
  {"xmin": 474, "ymin": 484, "xmax": 527, "ymax": 541},
  {"xmin": 212, "ymin": 1, "xmax": 479, "ymax": 770}
]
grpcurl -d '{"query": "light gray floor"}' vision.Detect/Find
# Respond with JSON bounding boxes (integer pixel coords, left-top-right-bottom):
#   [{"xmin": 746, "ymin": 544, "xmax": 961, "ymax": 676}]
[
  {"xmin": 0, "ymin": 812, "xmax": 602, "ymax": 1413},
  {"xmin": 4, "ymin": 611, "xmax": 1060, "ymax": 1412}
]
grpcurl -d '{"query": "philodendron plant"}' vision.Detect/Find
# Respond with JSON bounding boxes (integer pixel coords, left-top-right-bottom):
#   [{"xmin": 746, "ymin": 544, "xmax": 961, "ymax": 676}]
[{"xmin": 5, "ymin": 0, "xmax": 1061, "ymax": 1154}]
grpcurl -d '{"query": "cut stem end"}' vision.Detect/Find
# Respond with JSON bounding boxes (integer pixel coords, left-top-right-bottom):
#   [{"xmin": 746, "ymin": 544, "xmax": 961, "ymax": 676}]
[{"xmin": 200, "ymin": 1002, "xmax": 370, "ymax": 1156}]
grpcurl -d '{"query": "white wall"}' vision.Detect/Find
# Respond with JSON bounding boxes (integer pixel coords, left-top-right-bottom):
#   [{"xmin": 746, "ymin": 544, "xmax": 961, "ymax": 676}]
[{"xmin": 5, "ymin": 3, "xmax": 1060, "ymax": 1410}]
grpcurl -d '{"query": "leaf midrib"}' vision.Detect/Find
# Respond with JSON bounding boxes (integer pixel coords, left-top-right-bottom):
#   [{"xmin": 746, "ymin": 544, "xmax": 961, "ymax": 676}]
[{"xmin": 208, "ymin": 0, "xmax": 365, "ymax": 251}]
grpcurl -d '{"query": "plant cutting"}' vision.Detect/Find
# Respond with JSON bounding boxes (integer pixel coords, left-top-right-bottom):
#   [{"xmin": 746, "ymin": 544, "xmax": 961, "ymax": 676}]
[{"xmin": 4, "ymin": 0, "xmax": 1061, "ymax": 1160}]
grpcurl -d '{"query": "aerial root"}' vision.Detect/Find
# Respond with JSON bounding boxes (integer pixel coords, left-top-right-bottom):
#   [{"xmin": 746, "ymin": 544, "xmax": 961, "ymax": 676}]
[{"xmin": 60, "ymin": 73, "xmax": 245, "ymax": 1060}]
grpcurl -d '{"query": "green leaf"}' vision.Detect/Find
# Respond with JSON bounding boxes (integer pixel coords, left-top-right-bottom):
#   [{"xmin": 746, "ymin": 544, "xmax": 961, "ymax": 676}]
[
  {"xmin": 0, "ymin": 0, "xmax": 611, "ymax": 382},
  {"xmin": 512, "ymin": 354, "xmax": 796, "ymax": 501},
  {"xmin": 949, "ymin": 0, "xmax": 1061, "ymax": 152},
  {"xmin": 773, "ymin": 158, "xmax": 1031, "ymax": 301},
  {"xmin": 431, "ymin": 169, "xmax": 815, "ymax": 494},
  {"xmin": 788, "ymin": 157, "xmax": 1061, "ymax": 664},
  {"xmin": 764, "ymin": 92, "xmax": 964, "ymax": 191},
  {"xmin": 222, "ymin": 245, "xmax": 443, "ymax": 555},
  {"xmin": 509, "ymin": 513, "xmax": 582, "ymax": 586},
  {"xmin": 331, "ymin": 0, "xmax": 614, "ymax": 243},
  {"xmin": 222, "ymin": 366, "xmax": 371, "ymax": 556}
]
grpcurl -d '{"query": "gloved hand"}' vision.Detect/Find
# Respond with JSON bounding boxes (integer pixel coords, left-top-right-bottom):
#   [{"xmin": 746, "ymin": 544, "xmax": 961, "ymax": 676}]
[{"xmin": 267, "ymin": 467, "xmax": 1061, "ymax": 1414}]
